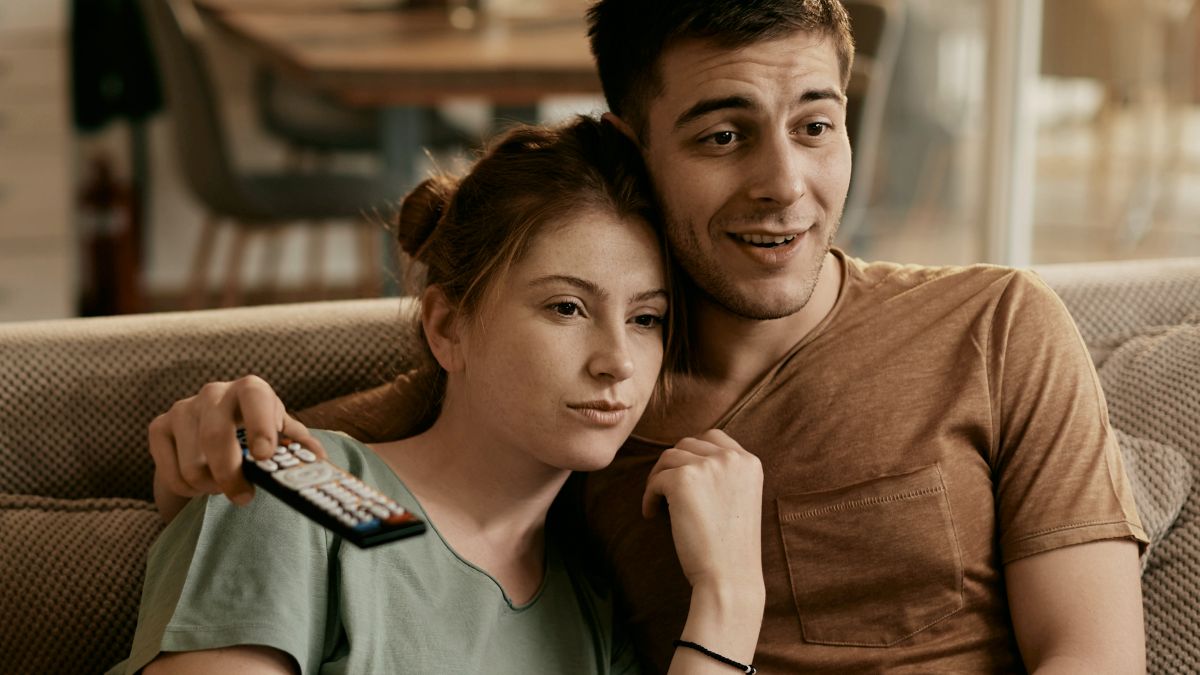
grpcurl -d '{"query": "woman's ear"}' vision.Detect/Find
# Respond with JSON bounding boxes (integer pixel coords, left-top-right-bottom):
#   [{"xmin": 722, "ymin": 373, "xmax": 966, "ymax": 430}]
[{"xmin": 420, "ymin": 285, "xmax": 465, "ymax": 373}]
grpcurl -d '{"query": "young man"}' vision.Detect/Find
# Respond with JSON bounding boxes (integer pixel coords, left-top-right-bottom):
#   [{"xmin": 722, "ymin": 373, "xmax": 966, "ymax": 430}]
[{"xmin": 150, "ymin": 1, "xmax": 1147, "ymax": 672}]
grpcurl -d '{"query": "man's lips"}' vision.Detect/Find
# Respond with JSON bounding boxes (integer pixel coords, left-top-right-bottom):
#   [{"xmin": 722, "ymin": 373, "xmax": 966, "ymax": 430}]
[{"xmin": 727, "ymin": 225, "xmax": 814, "ymax": 248}]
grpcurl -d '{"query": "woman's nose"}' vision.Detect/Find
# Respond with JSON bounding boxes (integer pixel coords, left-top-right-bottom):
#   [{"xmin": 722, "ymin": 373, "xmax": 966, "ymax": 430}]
[{"xmin": 588, "ymin": 327, "xmax": 636, "ymax": 381}]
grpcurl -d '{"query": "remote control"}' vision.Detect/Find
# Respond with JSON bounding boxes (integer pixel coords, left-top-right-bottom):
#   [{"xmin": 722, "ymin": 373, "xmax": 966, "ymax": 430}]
[{"xmin": 237, "ymin": 429, "xmax": 426, "ymax": 548}]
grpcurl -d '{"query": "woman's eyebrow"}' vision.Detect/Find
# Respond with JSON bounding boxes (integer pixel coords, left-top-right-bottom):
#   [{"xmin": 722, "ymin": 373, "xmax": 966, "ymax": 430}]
[
  {"xmin": 631, "ymin": 288, "xmax": 669, "ymax": 304},
  {"xmin": 530, "ymin": 275, "xmax": 668, "ymax": 304},
  {"xmin": 530, "ymin": 274, "xmax": 604, "ymax": 297}
]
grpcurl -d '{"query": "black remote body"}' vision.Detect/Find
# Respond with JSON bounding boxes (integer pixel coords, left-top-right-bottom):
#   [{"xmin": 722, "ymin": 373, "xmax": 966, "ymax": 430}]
[{"xmin": 237, "ymin": 429, "xmax": 426, "ymax": 548}]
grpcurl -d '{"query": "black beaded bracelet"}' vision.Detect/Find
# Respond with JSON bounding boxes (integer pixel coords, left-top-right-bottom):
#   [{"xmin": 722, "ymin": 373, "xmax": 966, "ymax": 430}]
[{"xmin": 673, "ymin": 639, "xmax": 757, "ymax": 674}]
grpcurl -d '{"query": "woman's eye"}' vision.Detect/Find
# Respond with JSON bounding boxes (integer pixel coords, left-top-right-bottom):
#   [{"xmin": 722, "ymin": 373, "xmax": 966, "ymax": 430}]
[
  {"xmin": 551, "ymin": 301, "xmax": 581, "ymax": 317},
  {"xmin": 632, "ymin": 314, "xmax": 663, "ymax": 328}
]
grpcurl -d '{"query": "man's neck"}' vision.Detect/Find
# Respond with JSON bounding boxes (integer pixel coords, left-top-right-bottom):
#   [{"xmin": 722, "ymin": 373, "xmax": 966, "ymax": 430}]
[
  {"xmin": 636, "ymin": 252, "xmax": 843, "ymax": 441},
  {"xmin": 693, "ymin": 250, "xmax": 842, "ymax": 385}
]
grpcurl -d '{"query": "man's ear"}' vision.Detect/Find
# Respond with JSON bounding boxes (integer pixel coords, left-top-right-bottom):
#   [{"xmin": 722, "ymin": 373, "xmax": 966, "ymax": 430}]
[
  {"xmin": 420, "ymin": 285, "xmax": 465, "ymax": 373},
  {"xmin": 602, "ymin": 112, "xmax": 640, "ymax": 145}
]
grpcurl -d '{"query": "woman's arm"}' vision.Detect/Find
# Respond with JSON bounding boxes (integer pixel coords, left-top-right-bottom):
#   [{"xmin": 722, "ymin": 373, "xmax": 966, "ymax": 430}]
[
  {"xmin": 144, "ymin": 645, "xmax": 297, "ymax": 675},
  {"xmin": 1006, "ymin": 539, "xmax": 1145, "ymax": 674},
  {"xmin": 148, "ymin": 370, "xmax": 430, "ymax": 522},
  {"xmin": 642, "ymin": 429, "xmax": 766, "ymax": 675}
]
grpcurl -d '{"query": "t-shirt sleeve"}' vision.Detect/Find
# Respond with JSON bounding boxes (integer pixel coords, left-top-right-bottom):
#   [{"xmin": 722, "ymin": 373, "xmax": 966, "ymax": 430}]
[
  {"xmin": 113, "ymin": 480, "xmax": 335, "ymax": 674},
  {"xmin": 988, "ymin": 270, "xmax": 1148, "ymax": 564}
]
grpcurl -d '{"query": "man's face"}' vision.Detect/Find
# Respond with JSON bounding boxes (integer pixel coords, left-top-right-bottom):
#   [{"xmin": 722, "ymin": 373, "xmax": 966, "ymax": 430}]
[{"xmin": 639, "ymin": 32, "xmax": 852, "ymax": 320}]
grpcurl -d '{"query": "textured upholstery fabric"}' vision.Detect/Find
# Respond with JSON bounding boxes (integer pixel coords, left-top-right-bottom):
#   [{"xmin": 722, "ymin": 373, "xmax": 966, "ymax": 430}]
[
  {"xmin": 1098, "ymin": 325, "xmax": 1200, "ymax": 674},
  {"xmin": 1037, "ymin": 257, "xmax": 1200, "ymax": 367},
  {"xmin": 0, "ymin": 260, "xmax": 1195, "ymax": 672},
  {"xmin": 1117, "ymin": 430, "xmax": 1193, "ymax": 570},
  {"xmin": 0, "ymin": 495, "xmax": 164, "ymax": 674},
  {"xmin": 0, "ymin": 299, "xmax": 417, "ymax": 501}
]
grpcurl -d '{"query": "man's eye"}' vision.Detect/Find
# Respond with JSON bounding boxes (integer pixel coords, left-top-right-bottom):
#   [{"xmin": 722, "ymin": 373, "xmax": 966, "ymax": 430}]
[
  {"xmin": 551, "ymin": 302, "xmax": 581, "ymax": 317},
  {"xmin": 705, "ymin": 130, "xmax": 737, "ymax": 146},
  {"xmin": 804, "ymin": 122, "xmax": 830, "ymax": 137}
]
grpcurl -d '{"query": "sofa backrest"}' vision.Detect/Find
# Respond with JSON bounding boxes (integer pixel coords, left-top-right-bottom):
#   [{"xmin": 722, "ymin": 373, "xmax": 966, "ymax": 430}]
[{"xmin": 0, "ymin": 298, "xmax": 417, "ymax": 501}]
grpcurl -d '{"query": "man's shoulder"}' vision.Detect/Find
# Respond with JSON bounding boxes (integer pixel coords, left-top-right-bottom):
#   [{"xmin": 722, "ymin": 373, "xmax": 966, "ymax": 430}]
[{"xmin": 843, "ymin": 254, "xmax": 1042, "ymax": 305}]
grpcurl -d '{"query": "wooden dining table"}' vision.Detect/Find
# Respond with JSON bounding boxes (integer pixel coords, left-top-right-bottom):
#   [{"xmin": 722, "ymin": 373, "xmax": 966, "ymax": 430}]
[{"xmin": 194, "ymin": 0, "xmax": 603, "ymax": 183}]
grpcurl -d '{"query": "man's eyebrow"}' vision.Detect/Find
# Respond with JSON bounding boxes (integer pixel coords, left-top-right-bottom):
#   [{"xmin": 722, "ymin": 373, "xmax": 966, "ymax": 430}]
[
  {"xmin": 673, "ymin": 88, "xmax": 846, "ymax": 131},
  {"xmin": 531, "ymin": 275, "xmax": 668, "ymax": 304},
  {"xmin": 800, "ymin": 88, "xmax": 846, "ymax": 106},
  {"xmin": 674, "ymin": 95, "xmax": 755, "ymax": 130}
]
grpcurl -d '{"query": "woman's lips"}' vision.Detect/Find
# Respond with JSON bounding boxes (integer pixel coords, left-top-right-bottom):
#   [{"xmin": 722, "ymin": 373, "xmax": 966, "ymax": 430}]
[{"xmin": 567, "ymin": 401, "xmax": 631, "ymax": 427}]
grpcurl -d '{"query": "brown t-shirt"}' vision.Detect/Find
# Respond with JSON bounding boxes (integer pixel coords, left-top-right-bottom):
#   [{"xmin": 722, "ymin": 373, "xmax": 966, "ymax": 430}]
[{"xmin": 583, "ymin": 251, "xmax": 1147, "ymax": 674}]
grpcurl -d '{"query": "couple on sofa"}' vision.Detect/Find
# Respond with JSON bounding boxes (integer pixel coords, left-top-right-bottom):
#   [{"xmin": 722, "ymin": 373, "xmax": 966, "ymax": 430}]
[{"xmin": 112, "ymin": 1, "xmax": 1148, "ymax": 673}]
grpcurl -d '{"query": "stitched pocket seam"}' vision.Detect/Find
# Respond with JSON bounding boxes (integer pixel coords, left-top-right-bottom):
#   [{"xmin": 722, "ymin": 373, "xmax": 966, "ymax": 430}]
[{"xmin": 780, "ymin": 485, "xmax": 946, "ymax": 522}]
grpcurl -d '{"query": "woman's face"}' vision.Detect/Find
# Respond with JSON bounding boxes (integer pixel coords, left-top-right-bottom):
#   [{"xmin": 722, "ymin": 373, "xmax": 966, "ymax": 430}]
[{"xmin": 453, "ymin": 206, "xmax": 668, "ymax": 473}]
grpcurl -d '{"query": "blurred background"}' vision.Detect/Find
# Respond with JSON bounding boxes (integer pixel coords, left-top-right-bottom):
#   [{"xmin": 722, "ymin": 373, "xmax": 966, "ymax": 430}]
[{"xmin": 1, "ymin": 0, "xmax": 1198, "ymax": 322}]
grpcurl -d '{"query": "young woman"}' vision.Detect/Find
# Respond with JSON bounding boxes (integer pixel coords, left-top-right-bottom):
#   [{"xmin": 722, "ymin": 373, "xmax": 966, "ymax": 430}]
[{"xmin": 111, "ymin": 117, "xmax": 765, "ymax": 674}]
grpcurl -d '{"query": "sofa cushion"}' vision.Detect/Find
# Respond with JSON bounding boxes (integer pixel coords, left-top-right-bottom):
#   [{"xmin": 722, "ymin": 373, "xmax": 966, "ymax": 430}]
[
  {"xmin": 1098, "ymin": 324, "xmax": 1200, "ymax": 673},
  {"xmin": 0, "ymin": 495, "xmax": 164, "ymax": 674},
  {"xmin": 1116, "ymin": 430, "xmax": 1192, "ymax": 570}
]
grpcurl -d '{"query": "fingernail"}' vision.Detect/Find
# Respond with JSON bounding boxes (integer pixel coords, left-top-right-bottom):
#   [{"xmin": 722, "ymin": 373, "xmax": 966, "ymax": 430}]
[{"xmin": 253, "ymin": 438, "xmax": 274, "ymax": 459}]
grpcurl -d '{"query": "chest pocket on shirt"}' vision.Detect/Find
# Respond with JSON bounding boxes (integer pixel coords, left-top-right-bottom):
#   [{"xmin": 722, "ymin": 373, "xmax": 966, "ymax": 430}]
[{"xmin": 777, "ymin": 463, "xmax": 964, "ymax": 647}]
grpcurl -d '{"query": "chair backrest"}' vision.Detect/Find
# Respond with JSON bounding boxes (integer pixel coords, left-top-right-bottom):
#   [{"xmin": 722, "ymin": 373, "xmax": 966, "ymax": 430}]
[
  {"xmin": 139, "ymin": 0, "xmax": 249, "ymax": 215},
  {"xmin": 840, "ymin": 0, "xmax": 906, "ymax": 241}
]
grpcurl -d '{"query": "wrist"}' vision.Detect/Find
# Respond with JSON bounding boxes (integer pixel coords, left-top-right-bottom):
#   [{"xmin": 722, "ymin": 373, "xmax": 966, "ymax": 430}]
[{"xmin": 680, "ymin": 580, "xmax": 765, "ymax": 664}]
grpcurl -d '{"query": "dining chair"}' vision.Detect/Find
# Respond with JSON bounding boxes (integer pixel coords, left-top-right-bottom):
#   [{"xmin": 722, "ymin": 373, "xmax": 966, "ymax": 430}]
[
  {"xmin": 839, "ymin": 0, "xmax": 907, "ymax": 246},
  {"xmin": 254, "ymin": 71, "xmax": 478, "ymax": 170},
  {"xmin": 140, "ymin": 0, "xmax": 401, "ymax": 308}
]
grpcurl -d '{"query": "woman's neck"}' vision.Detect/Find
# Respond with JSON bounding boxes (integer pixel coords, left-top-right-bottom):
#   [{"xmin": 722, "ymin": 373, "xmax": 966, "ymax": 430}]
[{"xmin": 371, "ymin": 406, "xmax": 570, "ymax": 603}]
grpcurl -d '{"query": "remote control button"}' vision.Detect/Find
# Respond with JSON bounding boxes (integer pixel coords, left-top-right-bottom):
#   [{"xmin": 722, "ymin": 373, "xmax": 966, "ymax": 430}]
[
  {"xmin": 300, "ymin": 487, "xmax": 318, "ymax": 497},
  {"xmin": 368, "ymin": 504, "xmax": 391, "ymax": 519},
  {"xmin": 295, "ymin": 449, "xmax": 317, "ymax": 462},
  {"xmin": 288, "ymin": 442, "xmax": 302, "ymax": 452},
  {"xmin": 255, "ymin": 459, "xmax": 279, "ymax": 472},
  {"xmin": 277, "ymin": 456, "xmax": 301, "ymax": 468},
  {"xmin": 272, "ymin": 463, "xmax": 340, "ymax": 490}
]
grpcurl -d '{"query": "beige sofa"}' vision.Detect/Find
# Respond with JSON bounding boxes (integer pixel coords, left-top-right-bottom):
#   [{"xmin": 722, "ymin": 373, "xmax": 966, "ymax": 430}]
[{"xmin": 1, "ymin": 258, "xmax": 1197, "ymax": 673}]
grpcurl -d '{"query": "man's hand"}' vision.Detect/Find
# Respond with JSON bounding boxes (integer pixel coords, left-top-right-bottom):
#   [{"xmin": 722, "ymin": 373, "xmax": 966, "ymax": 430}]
[{"xmin": 148, "ymin": 375, "xmax": 326, "ymax": 522}]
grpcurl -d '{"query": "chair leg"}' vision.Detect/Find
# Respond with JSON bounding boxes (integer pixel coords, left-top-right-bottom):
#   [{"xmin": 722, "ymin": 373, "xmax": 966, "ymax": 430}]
[
  {"xmin": 187, "ymin": 215, "xmax": 220, "ymax": 310},
  {"xmin": 357, "ymin": 221, "xmax": 383, "ymax": 298},
  {"xmin": 259, "ymin": 225, "xmax": 286, "ymax": 303},
  {"xmin": 305, "ymin": 222, "xmax": 327, "ymax": 300},
  {"xmin": 220, "ymin": 226, "xmax": 251, "ymax": 308}
]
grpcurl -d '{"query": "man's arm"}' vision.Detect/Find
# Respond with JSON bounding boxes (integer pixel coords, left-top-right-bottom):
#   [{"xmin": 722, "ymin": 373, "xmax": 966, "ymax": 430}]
[{"xmin": 1007, "ymin": 539, "xmax": 1145, "ymax": 674}]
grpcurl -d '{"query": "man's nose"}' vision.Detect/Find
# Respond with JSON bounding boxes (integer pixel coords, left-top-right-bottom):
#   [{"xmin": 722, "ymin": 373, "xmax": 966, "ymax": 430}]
[{"xmin": 746, "ymin": 132, "xmax": 807, "ymax": 207}]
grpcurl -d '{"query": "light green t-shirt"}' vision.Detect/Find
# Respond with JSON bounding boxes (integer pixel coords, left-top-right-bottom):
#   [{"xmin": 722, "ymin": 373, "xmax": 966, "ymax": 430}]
[{"xmin": 110, "ymin": 430, "xmax": 639, "ymax": 674}]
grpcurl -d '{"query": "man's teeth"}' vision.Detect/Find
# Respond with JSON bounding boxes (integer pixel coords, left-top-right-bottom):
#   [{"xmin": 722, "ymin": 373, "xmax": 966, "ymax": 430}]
[{"xmin": 737, "ymin": 233, "xmax": 797, "ymax": 246}]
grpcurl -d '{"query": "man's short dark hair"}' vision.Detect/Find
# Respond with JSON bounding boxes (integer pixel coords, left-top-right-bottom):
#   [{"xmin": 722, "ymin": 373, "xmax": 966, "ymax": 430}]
[{"xmin": 587, "ymin": 0, "xmax": 855, "ymax": 138}]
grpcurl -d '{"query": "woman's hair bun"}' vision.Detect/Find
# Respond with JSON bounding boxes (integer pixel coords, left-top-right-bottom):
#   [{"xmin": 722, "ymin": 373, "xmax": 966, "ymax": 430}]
[{"xmin": 395, "ymin": 175, "xmax": 456, "ymax": 259}]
